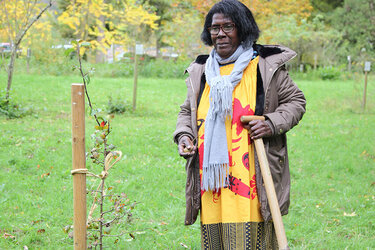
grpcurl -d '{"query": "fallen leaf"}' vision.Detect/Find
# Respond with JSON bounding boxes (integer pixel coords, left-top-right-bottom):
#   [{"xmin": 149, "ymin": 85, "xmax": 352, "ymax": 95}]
[
  {"xmin": 37, "ymin": 229, "xmax": 45, "ymax": 233},
  {"xmin": 3, "ymin": 233, "xmax": 15, "ymax": 239},
  {"xmin": 31, "ymin": 220, "xmax": 42, "ymax": 225},
  {"xmin": 134, "ymin": 231, "xmax": 145, "ymax": 235},
  {"xmin": 41, "ymin": 173, "xmax": 50, "ymax": 178},
  {"xmin": 343, "ymin": 212, "xmax": 357, "ymax": 217},
  {"xmin": 180, "ymin": 242, "xmax": 189, "ymax": 248},
  {"xmin": 63, "ymin": 225, "xmax": 71, "ymax": 233}
]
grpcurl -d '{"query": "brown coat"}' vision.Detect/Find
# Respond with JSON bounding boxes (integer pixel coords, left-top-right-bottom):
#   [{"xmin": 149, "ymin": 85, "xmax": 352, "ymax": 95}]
[{"xmin": 173, "ymin": 45, "xmax": 306, "ymax": 225}]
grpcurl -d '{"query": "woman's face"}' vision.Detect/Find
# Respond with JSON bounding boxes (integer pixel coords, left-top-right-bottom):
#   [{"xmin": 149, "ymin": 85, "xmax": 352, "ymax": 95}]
[{"xmin": 210, "ymin": 13, "xmax": 240, "ymax": 59}]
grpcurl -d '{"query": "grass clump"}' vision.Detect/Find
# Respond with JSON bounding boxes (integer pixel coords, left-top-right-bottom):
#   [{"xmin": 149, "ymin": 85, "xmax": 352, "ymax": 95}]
[{"xmin": 0, "ymin": 94, "xmax": 34, "ymax": 119}]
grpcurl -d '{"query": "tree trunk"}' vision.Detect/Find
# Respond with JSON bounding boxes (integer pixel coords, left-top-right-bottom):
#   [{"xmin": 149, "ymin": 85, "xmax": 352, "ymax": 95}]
[
  {"xmin": 156, "ymin": 36, "xmax": 161, "ymax": 58},
  {"xmin": 5, "ymin": 45, "xmax": 18, "ymax": 101},
  {"xmin": 96, "ymin": 15, "xmax": 105, "ymax": 63}
]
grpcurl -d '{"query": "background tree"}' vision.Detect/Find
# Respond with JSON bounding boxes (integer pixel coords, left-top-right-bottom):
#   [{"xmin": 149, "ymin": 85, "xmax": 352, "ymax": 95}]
[
  {"xmin": 0, "ymin": 0, "xmax": 52, "ymax": 101},
  {"xmin": 141, "ymin": 0, "xmax": 172, "ymax": 58},
  {"xmin": 241, "ymin": 0, "xmax": 314, "ymax": 36},
  {"xmin": 190, "ymin": 0, "xmax": 219, "ymax": 17},
  {"xmin": 162, "ymin": 2, "xmax": 205, "ymax": 59},
  {"xmin": 331, "ymin": 0, "xmax": 375, "ymax": 63},
  {"xmin": 310, "ymin": 0, "xmax": 344, "ymax": 13},
  {"xmin": 262, "ymin": 14, "xmax": 341, "ymax": 68},
  {"xmin": 0, "ymin": 0, "xmax": 370, "ymax": 74},
  {"xmin": 57, "ymin": 0, "xmax": 159, "ymax": 63}
]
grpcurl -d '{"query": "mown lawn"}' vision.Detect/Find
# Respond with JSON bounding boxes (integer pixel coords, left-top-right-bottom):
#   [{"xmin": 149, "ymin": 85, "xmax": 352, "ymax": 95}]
[{"xmin": 0, "ymin": 71, "xmax": 374, "ymax": 249}]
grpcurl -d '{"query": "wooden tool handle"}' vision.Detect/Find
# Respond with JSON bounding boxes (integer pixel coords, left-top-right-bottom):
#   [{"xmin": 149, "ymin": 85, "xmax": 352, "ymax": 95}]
[
  {"xmin": 242, "ymin": 115, "xmax": 289, "ymax": 249},
  {"xmin": 253, "ymin": 138, "xmax": 289, "ymax": 249},
  {"xmin": 240, "ymin": 115, "xmax": 265, "ymax": 123}
]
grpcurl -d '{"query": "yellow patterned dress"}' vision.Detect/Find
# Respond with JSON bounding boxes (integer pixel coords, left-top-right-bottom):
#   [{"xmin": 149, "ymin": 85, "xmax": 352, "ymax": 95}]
[{"xmin": 197, "ymin": 57, "xmax": 277, "ymax": 249}]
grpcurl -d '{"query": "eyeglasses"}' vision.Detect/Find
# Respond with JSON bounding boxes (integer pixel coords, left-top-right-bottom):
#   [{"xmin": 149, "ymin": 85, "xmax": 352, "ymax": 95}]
[{"xmin": 208, "ymin": 23, "xmax": 235, "ymax": 35}]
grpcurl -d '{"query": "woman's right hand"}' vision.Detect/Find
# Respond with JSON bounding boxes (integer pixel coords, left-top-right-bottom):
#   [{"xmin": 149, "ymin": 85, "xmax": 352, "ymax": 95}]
[{"xmin": 178, "ymin": 136, "xmax": 196, "ymax": 158}]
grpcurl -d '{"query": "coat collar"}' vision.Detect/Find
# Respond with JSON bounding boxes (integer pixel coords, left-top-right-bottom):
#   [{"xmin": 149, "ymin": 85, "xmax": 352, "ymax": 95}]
[
  {"xmin": 256, "ymin": 44, "xmax": 297, "ymax": 69},
  {"xmin": 256, "ymin": 45, "xmax": 297, "ymax": 92}
]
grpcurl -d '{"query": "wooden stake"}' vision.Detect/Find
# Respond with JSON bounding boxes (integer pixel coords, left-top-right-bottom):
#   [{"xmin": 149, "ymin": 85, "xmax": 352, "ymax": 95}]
[
  {"xmin": 362, "ymin": 71, "xmax": 368, "ymax": 110},
  {"xmin": 132, "ymin": 49, "xmax": 138, "ymax": 111},
  {"xmin": 314, "ymin": 54, "xmax": 317, "ymax": 71},
  {"xmin": 71, "ymin": 84, "xmax": 87, "ymax": 250},
  {"xmin": 241, "ymin": 115, "xmax": 289, "ymax": 250},
  {"xmin": 347, "ymin": 56, "xmax": 351, "ymax": 72}
]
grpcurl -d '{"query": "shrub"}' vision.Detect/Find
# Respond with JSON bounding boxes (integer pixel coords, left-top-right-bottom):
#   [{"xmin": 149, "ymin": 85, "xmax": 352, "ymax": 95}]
[
  {"xmin": 140, "ymin": 58, "xmax": 190, "ymax": 78},
  {"xmin": 106, "ymin": 96, "xmax": 130, "ymax": 114},
  {"xmin": 317, "ymin": 66, "xmax": 341, "ymax": 80},
  {"xmin": 0, "ymin": 94, "xmax": 34, "ymax": 119}
]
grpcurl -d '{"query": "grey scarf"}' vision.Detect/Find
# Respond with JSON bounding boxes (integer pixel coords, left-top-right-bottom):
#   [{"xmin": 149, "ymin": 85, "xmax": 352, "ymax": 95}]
[{"xmin": 202, "ymin": 44, "xmax": 253, "ymax": 191}]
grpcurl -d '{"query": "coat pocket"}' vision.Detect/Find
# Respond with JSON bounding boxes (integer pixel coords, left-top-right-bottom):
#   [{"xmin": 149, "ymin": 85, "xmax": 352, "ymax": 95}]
[{"xmin": 266, "ymin": 135, "xmax": 286, "ymax": 192}]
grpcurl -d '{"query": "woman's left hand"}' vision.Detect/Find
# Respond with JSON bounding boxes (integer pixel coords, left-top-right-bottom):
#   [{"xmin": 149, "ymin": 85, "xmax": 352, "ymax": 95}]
[{"xmin": 243, "ymin": 120, "xmax": 272, "ymax": 140}]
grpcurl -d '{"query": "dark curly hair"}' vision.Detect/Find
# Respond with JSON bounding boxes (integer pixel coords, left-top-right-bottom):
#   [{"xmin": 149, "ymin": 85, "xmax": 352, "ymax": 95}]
[{"xmin": 201, "ymin": 0, "xmax": 260, "ymax": 48}]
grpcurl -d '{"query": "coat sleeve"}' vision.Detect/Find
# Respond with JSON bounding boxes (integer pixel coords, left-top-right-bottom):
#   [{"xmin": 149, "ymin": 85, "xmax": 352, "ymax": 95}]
[
  {"xmin": 264, "ymin": 67, "xmax": 306, "ymax": 135},
  {"xmin": 173, "ymin": 78, "xmax": 194, "ymax": 144}
]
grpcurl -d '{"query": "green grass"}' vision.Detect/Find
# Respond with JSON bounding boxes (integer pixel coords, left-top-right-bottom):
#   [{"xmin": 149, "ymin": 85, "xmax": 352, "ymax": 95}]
[{"xmin": 0, "ymin": 71, "xmax": 374, "ymax": 249}]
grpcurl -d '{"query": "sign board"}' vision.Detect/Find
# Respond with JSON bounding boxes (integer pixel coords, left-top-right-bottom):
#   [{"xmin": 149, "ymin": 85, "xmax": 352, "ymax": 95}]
[
  {"xmin": 135, "ymin": 44, "xmax": 144, "ymax": 55},
  {"xmin": 27, "ymin": 48, "xmax": 31, "ymax": 58},
  {"xmin": 347, "ymin": 55, "xmax": 351, "ymax": 61},
  {"xmin": 364, "ymin": 61, "xmax": 371, "ymax": 72}
]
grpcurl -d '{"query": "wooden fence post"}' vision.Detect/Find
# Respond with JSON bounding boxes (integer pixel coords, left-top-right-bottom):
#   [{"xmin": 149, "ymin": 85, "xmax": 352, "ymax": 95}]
[
  {"xmin": 71, "ymin": 83, "xmax": 87, "ymax": 249},
  {"xmin": 362, "ymin": 71, "xmax": 368, "ymax": 110},
  {"xmin": 132, "ymin": 51, "xmax": 138, "ymax": 111},
  {"xmin": 363, "ymin": 61, "xmax": 371, "ymax": 110}
]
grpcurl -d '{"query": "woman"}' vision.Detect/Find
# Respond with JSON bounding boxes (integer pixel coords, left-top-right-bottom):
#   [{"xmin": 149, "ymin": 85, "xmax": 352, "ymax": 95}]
[{"xmin": 173, "ymin": 0, "xmax": 306, "ymax": 248}]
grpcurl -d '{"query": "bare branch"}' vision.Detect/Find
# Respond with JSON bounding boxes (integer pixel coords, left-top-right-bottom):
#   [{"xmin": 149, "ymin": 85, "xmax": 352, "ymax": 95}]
[
  {"xmin": 15, "ymin": 0, "xmax": 53, "ymax": 46},
  {"xmin": 101, "ymin": 208, "xmax": 115, "ymax": 215},
  {"xmin": 1, "ymin": 1, "xmax": 15, "ymax": 43},
  {"xmin": 76, "ymin": 44, "xmax": 101, "ymax": 126},
  {"xmin": 22, "ymin": 0, "xmax": 33, "ymax": 28},
  {"xmin": 14, "ymin": 0, "xmax": 19, "ymax": 34},
  {"xmin": 102, "ymin": 232, "xmax": 128, "ymax": 238},
  {"xmin": 103, "ymin": 213, "xmax": 126, "ymax": 226}
]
